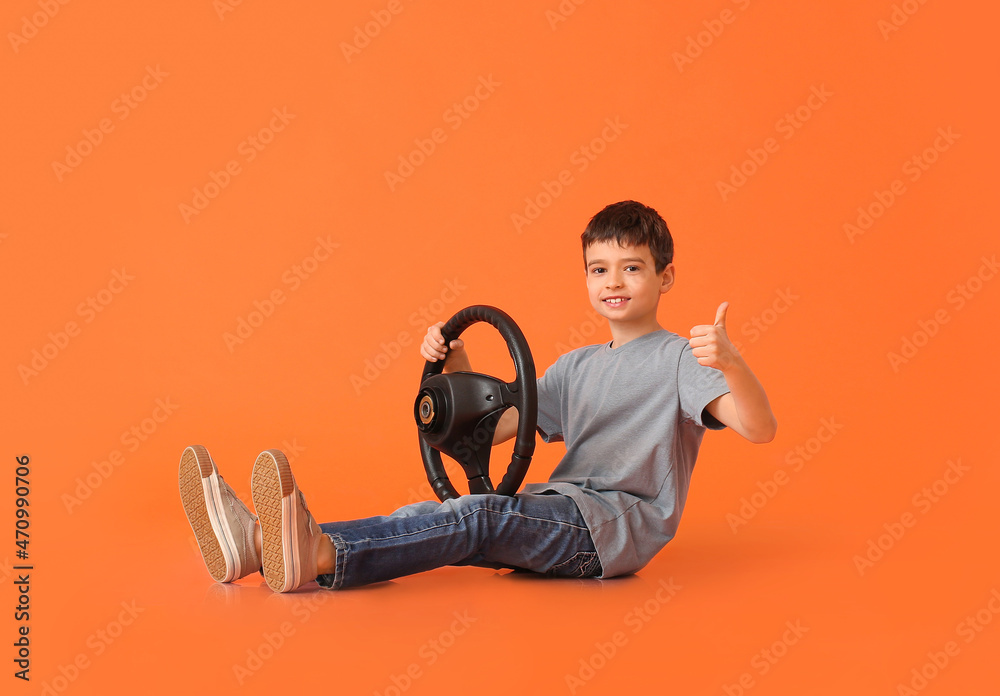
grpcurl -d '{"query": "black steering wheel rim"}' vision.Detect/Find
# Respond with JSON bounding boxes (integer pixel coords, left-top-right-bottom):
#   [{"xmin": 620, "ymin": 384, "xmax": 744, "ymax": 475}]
[{"xmin": 415, "ymin": 305, "xmax": 537, "ymax": 501}]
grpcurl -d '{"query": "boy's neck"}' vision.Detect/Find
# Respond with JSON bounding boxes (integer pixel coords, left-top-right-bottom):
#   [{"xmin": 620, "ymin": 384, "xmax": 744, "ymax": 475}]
[{"xmin": 608, "ymin": 318, "xmax": 663, "ymax": 349}]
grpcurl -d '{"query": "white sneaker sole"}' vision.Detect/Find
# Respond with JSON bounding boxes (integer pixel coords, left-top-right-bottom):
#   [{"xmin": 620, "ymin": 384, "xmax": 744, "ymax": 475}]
[{"xmin": 178, "ymin": 445, "xmax": 243, "ymax": 582}]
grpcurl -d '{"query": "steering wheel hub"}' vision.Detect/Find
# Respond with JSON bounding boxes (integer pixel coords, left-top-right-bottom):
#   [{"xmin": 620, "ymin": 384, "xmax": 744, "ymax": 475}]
[{"xmin": 416, "ymin": 391, "xmax": 437, "ymax": 430}]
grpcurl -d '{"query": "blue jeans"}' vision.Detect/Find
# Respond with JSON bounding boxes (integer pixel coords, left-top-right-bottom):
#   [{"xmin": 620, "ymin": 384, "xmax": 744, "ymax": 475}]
[{"xmin": 315, "ymin": 492, "xmax": 602, "ymax": 589}]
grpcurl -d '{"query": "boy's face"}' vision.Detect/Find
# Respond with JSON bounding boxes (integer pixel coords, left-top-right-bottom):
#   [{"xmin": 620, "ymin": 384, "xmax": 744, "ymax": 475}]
[{"xmin": 584, "ymin": 241, "xmax": 674, "ymax": 324}]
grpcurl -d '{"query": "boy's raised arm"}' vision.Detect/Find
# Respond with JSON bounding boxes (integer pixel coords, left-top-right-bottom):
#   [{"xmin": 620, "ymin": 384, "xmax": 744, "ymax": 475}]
[{"xmin": 689, "ymin": 302, "xmax": 777, "ymax": 444}]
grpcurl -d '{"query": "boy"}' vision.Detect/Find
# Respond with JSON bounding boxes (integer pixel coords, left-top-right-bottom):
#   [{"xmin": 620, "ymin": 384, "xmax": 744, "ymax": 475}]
[{"xmin": 179, "ymin": 200, "xmax": 776, "ymax": 592}]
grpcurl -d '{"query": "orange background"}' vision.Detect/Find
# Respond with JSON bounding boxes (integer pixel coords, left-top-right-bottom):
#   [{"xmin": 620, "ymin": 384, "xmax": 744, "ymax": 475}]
[{"xmin": 3, "ymin": 1, "xmax": 999, "ymax": 694}]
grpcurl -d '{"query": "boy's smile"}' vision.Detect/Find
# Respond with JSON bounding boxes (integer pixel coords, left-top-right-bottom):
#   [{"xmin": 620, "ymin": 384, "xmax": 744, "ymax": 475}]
[{"xmin": 585, "ymin": 240, "xmax": 674, "ymax": 346}]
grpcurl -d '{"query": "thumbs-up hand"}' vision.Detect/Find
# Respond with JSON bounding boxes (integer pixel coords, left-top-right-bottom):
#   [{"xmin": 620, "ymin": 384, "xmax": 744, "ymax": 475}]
[{"xmin": 689, "ymin": 301, "xmax": 740, "ymax": 372}]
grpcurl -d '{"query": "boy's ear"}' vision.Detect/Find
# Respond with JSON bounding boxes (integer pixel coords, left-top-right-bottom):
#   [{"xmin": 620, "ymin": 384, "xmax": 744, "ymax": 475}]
[{"xmin": 660, "ymin": 263, "xmax": 675, "ymax": 294}]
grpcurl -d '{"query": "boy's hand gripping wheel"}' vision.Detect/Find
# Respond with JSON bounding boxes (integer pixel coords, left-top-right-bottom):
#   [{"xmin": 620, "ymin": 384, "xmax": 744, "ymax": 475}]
[{"xmin": 414, "ymin": 305, "xmax": 537, "ymax": 502}]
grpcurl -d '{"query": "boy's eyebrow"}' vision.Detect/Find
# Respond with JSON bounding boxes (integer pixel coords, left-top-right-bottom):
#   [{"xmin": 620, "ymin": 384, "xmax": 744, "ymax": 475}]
[{"xmin": 586, "ymin": 257, "xmax": 647, "ymax": 267}]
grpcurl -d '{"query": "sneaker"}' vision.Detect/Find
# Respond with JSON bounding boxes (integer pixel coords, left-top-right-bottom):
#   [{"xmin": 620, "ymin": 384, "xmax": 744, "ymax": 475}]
[
  {"xmin": 251, "ymin": 449, "xmax": 323, "ymax": 593},
  {"xmin": 178, "ymin": 445, "xmax": 262, "ymax": 583}
]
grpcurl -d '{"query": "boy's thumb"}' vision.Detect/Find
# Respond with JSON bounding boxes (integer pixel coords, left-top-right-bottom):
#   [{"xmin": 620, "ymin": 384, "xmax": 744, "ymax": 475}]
[{"xmin": 714, "ymin": 302, "xmax": 729, "ymax": 328}]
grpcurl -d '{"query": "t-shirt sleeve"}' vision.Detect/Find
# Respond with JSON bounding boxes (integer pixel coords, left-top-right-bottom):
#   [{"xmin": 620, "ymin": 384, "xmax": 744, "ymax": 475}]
[
  {"xmin": 677, "ymin": 342, "xmax": 731, "ymax": 430},
  {"xmin": 535, "ymin": 356, "xmax": 565, "ymax": 443}
]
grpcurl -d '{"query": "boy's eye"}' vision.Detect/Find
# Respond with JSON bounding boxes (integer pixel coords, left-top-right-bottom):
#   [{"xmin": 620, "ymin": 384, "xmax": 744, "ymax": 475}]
[{"xmin": 625, "ymin": 265, "xmax": 639, "ymax": 272}]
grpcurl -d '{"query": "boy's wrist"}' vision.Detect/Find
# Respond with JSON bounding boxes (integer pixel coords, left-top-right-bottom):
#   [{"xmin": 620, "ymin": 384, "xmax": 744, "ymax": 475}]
[
  {"xmin": 718, "ymin": 349, "xmax": 749, "ymax": 378},
  {"xmin": 443, "ymin": 348, "xmax": 472, "ymax": 373}
]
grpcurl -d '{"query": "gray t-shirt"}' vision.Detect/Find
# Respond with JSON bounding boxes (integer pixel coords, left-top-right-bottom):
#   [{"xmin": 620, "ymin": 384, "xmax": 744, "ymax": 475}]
[{"xmin": 520, "ymin": 328, "xmax": 731, "ymax": 578}]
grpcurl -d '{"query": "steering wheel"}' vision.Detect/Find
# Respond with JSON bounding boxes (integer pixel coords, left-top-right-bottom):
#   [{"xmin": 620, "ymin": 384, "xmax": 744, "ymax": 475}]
[{"xmin": 414, "ymin": 305, "xmax": 537, "ymax": 502}]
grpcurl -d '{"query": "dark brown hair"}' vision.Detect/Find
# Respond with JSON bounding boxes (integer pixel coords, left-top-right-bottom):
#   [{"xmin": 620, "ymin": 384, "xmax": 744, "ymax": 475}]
[{"xmin": 581, "ymin": 200, "xmax": 673, "ymax": 273}]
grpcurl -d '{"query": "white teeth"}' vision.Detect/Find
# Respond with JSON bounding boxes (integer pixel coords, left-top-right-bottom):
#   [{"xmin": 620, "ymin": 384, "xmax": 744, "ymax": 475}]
[{"xmin": 605, "ymin": 298, "xmax": 626, "ymax": 305}]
